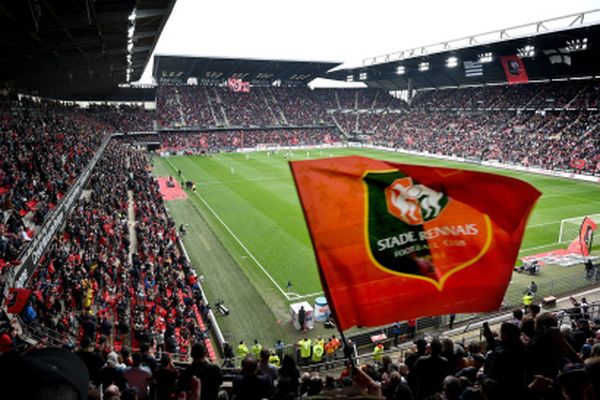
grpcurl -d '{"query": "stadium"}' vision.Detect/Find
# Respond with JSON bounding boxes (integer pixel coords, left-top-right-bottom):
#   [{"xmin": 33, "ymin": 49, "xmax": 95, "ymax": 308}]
[{"xmin": 1, "ymin": 1, "xmax": 600, "ymax": 399}]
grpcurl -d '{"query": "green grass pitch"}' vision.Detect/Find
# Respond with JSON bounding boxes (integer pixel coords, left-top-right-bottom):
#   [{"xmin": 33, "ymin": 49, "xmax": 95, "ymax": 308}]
[{"xmin": 152, "ymin": 148, "xmax": 600, "ymax": 346}]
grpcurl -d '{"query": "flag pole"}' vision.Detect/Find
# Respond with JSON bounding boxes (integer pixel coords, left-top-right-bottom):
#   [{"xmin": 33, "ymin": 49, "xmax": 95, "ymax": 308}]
[{"xmin": 337, "ymin": 328, "xmax": 355, "ymax": 368}]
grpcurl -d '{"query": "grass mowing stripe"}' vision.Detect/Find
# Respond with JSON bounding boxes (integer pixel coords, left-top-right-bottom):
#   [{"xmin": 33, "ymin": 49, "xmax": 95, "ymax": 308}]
[
  {"xmin": 164, "ymin": 157, "xmax": 292, "ymax": 300},
  {"xmin": 171, "ymin": 156, "xmax": 321, "ymax": 295},
  {"xmin": 192, "ymin": 158, "xmax": 315, "ymax": 264},
  {"xmin": 197, "ymin": 175, "xmax": 290, "ymax": 186}
]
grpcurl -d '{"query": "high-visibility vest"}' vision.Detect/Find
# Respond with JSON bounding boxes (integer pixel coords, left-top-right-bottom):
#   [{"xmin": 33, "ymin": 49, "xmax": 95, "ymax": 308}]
[
  {"xmin": 237, "ymin": 343, "xmax": 249, "ymax": 357},
  {"xmin": 252, "ymin": 343, "xmax": 262, "ymax": 358},
  {"xmin": 299, "ymin": 339, "xmax": 312, "ymax": 358},
  {"xmin": 373, "ymin": 345, "xmax": 384, "ymax": 362},
  {"xmin": 324, "ymin": 341, "xmax": 335, "ymax": 355},
  {"xmin": 269, "ymin": 354, "xmax": 281, "ymax": 367},
  {"xmin": 331, "ymin": 338, "xmax": 341, "ymax": 351},
  {"xmin": 523, "ymin": 294, "xmax": 533, "ymax": 306},
  {"xmin": 312, "ymin": 343, "xmax": 324, "ymax": 362},
  {"xmin": 315, "ymin": 338, "xmax": 325, "ymax": 348}
]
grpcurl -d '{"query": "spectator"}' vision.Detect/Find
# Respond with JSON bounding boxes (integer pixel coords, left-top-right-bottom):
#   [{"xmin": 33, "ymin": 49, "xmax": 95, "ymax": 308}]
[
  {"xmin": 178, "ymin": 342, "xmax": 223, "ymax": 400},
  {"xmin": 122, "ymin": 352, "xmax": 153, "ymax": 400},
  {"xmin": 410, "ymin": 338, "xmax": 450, "ymax": 399},
  {"xmin": 278, "ymin": 355, "xmax": 300, "ymax": 396},
  {"xmin": 483, "ymin": 322, "xmax": 527, "ymax": 398},
  {"xmin": 232, "ymin": 355, "xmax": 272, "ymax": 400},
  {"xmin": 76, "ymin": 336, "xmax": 105, "ymax": 387},
  {"xmin": 258, "ymin": 348, "xmax": 278, "ymax": 384},
  {"xmin": 100, "ymin": 351, "xmax": 127, "ymax": 391},
  {"xmin": 154, "ymin": 354, "xmax": 179, "ymax": 400}
]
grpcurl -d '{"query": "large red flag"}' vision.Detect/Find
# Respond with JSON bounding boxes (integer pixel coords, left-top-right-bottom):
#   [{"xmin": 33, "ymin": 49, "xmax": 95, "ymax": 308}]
[
  {"xmin": 290, "ymin": 156, "xmax": 540, "ymax": 330},
  {"xmin": 500, "ymin": 55, "xmax": 529, "ymax": 85}
]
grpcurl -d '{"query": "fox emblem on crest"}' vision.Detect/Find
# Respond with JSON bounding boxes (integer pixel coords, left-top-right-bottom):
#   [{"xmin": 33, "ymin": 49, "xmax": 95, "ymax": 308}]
[{"xmin": 385, "ymin": 177, "xmax": 445, "ymax": 225}]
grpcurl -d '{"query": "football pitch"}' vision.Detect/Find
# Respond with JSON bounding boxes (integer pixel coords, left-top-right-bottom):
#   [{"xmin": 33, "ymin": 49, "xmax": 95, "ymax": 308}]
[{"xmin": 152, "ymin": 148, "xmax": 600, "ymax": 345}]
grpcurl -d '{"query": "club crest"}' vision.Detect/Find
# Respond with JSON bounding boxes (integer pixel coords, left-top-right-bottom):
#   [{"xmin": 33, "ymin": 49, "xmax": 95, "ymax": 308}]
[{"xmin": 363, "ymin": 170, "xmax": 491, "ymax": 289}]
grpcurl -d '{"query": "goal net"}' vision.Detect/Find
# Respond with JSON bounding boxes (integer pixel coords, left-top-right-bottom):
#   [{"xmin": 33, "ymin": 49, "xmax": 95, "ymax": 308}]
[{"xmin": 559, "ymin": 214, "xmax": 600, "ymax": 245}]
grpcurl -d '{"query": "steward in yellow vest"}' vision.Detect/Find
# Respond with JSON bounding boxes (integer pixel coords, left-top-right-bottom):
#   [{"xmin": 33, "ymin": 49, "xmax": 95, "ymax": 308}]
[
  {"xmin": 312, "ymin": 341, "xmax": 324, "ymax": 363},
  {"xmin": 373, "ymin": 343, "xmax": 384, "ymax": 362},
  {"xmin": 252, "ymin": 340, "xmax": 262, "ymax": 358},
  {"xmin": 269, "ymin": 352, "xmax": 281, "ymax": 367},
  {"xmin": 237, "ymin": 340, "xmax": 249, "ymax": 358},
  {"xmin": 298, "ymin": 338, "xmax": 312, "ymax": 363}
]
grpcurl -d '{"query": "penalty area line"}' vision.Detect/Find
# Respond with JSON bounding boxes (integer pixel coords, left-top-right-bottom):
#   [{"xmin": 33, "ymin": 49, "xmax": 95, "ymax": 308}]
[
  {"xmin": 288, "ymin": 291, "xmax": 325, "ymax": 301},
  {"xmin": 163, "ymin": 158, "xmax": 292, "ymax": 301},
  {"xmin": 519, "ymin": 242, "xmax": 561, "ymax": 253}
]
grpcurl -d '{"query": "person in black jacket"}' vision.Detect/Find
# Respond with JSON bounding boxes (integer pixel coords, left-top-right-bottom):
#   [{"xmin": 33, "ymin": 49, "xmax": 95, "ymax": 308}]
[
  {"xmin": 154, "ymin": 354, "xmax": 179, "ymax": 400},
  {"xmin": 233, "ymin": 355, "xmax": 272, "ymax": 400},
  {"xmin": 178, "ymin": 342, "xmax": 223, "ymax": 400},
  {"xmin": 483, "ymin": 322, "xmax": 527, "ymax": 399}
]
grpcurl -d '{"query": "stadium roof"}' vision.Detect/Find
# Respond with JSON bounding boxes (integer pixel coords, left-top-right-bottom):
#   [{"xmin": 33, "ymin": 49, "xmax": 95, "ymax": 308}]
[
  {"xmin": 327, "ymin": 10, "xmax": 600, "ymax": 90},
  {"xmin": 153, "ymin": 55, "xmax": 341, "ymax": 86},
  {"xmin": 0, "ymin": 0, "xmax": 176, "ymax": 100}
]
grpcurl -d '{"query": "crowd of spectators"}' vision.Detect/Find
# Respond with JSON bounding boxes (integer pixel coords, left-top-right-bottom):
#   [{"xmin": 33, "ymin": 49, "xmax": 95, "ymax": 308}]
[
  {"xmin": 333, "ymin": 113, "xmax": 359, "ymax": 134},
  {"xmin": 217, "ymin": 88, "xmax": 280, "ymax": 127},
  {"xmin": 270, "ymin": 87, "xmax": 332, "ymax": 125},
  {"xmin": 2, "ymin": 300, "xmax": 600, "ymax": 399},
  {"xmin": 370, "ymin": 109, "xmax": 600, "ymax": 174},
  {"xmin": 151, "ymin": 81, "xmax": 599, "ymax": 175},
  {"xmin": 1, "ymin": 99, "xmax": 109, "ymax": 266},
  {"xmin": 157, "ymin": 86, "xmax": 185, "ymax": 128},
  {"xmin": 410, "ymin": 81, "xmax": 597, "ymax": 110},
  {"xmin": 159, "ymin": 129, "xmax": 342, "ymax": 154},
  {"xmin": 178, "ymin": 86, "xmax": 219, "ymax": 127},
  {"xmin": 87, "ymin": 104, "xmax": 156, "ymax": 132},
  {"xmin": 156, "ymin": 80, "xmax": 599, "ymax": 132},
  {"xmin": 0, "ymin": 133, "xmax": 217, "ymax": 397},
  {"xmin": 156, "ymin": 86, "xmax": 406, "ymax": 129}
]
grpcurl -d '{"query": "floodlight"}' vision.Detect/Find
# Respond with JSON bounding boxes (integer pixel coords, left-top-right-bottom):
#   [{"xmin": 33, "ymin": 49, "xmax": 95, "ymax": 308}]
[
  {"xmin": 446, "ymin": 57, "xmax": 458, "ymax": 68},
  {"xmin": 396, "ymin": 66, "xmax": 405, "ymax": 75},
  {"xmin": 359, "ymin": 72, "xmax": 367, "ymax": 80},
  {"xmin": 418, "ymin": 62, "xmax": 429, "ymax": 72},
  {"xmin": 478, "ymin": 52, "xmax": 493, "ymax": 63},
  {"xmin": 517, "ymin": 45, "xmax": 535, "ymax": 58},
  {"xmin": 346, "ymin": 74, "xmax": 354, "ymax": 82},
  {"xmin": 566, "ymin": 38, "xmax": 588, "ymax": 52}
]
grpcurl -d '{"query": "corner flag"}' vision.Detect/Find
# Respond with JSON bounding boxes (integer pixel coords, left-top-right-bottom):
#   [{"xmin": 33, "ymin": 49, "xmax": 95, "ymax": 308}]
[{"xmin": 290, "ymin": 156, "xmax": 540, "ymax": 330}]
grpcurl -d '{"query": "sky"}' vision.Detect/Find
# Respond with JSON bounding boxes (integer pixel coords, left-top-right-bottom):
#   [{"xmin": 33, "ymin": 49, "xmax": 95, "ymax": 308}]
[{"xmin": 139, "ymin": 0, "xmax": 600, "ymax": 86}]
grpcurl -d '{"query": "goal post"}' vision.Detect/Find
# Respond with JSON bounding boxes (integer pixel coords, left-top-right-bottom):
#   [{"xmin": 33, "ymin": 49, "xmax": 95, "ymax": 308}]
[{"xmin": 558, "ymin": 214, "xmax": 600, "ymax": 244}]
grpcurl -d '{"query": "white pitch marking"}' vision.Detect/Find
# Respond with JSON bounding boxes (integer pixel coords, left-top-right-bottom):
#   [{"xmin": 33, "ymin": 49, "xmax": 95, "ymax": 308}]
[
  {"xmin": 519, "ymin": 243, "xmax": 561, "ymax": 253},
  {"xmin": 526, "ymin": 220, "xmax": 561, "ymax": 228},
  {"xmin": 199, "ymin": 175, "xmax": 289, "ymax": 186},
  {"xmin": 290, "ymin": 291, "xmax": 325, "ymax": 300}
]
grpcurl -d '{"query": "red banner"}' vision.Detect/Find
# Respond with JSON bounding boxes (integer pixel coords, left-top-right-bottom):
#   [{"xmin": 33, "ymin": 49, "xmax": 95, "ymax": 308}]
[
  {"xmin": 290, "ymin": 156, "xmax": 540, "ymax": 330},
  {"xmin": 568, "ymin": 217, "xmax": 598, "ymax": 257},
  {"xmin": 227, "ymin": 77, "xmax": 250, "ymax": 93},
  {"xmin": 500, "ymin": 55, "xmax": 529, "ymax": 85},
  {"xmin": 6, "ymin": 288, "xmax": 32, "ymax": 314},
  {"xmin": 570, "ymin": 158, "xmax": 586, "ymax": 170}
]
